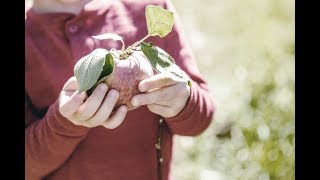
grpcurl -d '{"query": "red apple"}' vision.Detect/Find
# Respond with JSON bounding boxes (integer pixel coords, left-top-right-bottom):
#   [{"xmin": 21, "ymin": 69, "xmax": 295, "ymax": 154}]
[{"xmin": 104, "ymin": 50, "xmax": 154, "ymax": 110}]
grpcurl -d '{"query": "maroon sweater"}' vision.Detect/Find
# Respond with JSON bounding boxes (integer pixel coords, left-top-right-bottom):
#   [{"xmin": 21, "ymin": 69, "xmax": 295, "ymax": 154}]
[{"xmin": 25, "ymin": 0, "xmax": 215, "ymax": 179}]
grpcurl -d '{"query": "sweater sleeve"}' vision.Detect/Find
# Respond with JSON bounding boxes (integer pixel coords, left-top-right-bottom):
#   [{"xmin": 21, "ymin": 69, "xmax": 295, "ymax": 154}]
[
  {"xmin": 161, "ymin": 0, "xmax": 215, "ymax": 136},
  {"xmin": 25, "ymin": 98, "xmax": 90, "ymax": 180}
]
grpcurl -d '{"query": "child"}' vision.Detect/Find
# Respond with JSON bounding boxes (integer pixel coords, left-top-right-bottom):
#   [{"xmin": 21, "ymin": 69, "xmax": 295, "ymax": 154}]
[{"xmin": 25, "ymin": 0, "xmax": 215, "ymax": 179}]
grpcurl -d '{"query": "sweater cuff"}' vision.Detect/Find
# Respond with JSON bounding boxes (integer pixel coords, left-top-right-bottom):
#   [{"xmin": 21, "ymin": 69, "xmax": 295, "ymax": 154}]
[{"xmin": 47, "ymin": 100, "xmax": 90, "ymax": 136}]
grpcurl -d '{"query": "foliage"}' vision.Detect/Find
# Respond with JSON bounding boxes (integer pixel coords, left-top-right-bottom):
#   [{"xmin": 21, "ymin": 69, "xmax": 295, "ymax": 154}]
[{"xmin": 170, "ymin": 0, "xmax": 294, "ymax": 179}]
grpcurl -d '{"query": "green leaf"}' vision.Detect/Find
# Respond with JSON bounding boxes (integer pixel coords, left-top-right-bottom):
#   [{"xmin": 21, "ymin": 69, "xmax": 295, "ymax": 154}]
[
  {"xmin": 87, "ymin": 53, "xmax": 115, "ymax": 95},
  {"xmin": 98, "ymin": 53, "xmax": 114, "ymax": 79},
  {"xmin": 73, "ymin": 48, "xmax": 109, "ymax": 93},
  {"xmin": 140, "ymin": 42, "xmax": 191, "ymax": 86},
  {"xmin": 140, "ymin": 42, "xmax": 175, "ymax": 67},
  {"xmin": 145, "ymin": 5, "xmax": 174, "ymax": 38}
]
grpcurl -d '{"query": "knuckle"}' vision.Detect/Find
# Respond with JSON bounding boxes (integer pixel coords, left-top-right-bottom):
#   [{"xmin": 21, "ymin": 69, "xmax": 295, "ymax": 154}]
[
  {"xmin": 177, "ymin": 83, "xmax": 189, "ymax": 96},
  {"xmin": 142, "ymin": 95, "xmax": 150, "ymax": 104},
  {"xmin": 104, "ymin": 113, "xmax": 124, "ymax": 129},
  {"xmin": 85, "ymin": 120, "xmax": 97, "ymax": 128},
  {"xmin": 72, "ymin": 120, "xmax": 81, "ymax": 126},
  {"xmin": 84, "ymin": 123, "xmax": 95, "ymax": 128},
  {"xmin": 160, "ymin": 91, "xmax": 168, "ymax": 100},
  {"xmin": 98, "ymin": 118, "xmax": 108, "ymax": 126},
  {"xmin": 162, "ymin": 76, "xmax": 172, "ymax": 86},
  {"xmin": 87, "ymin": 118, "xmax": 99, "ymax": 126},
  {"xmin": 82, "ymin": 115, "xmax": 91, "ymax": 121},
  {"xmin": 147, "ymin": 104, "xmax": 156, "ymax": 113},
  {"xmin": 75, "ymin": 111, "xmax": 90, "ymax": 121},
  {"xmin": 177, "ymin": 81, "xmax": 186, "ymax": 89},
  {"xmin": 169, "ymin": 109, "xmax": 177, "ymax": 117}
]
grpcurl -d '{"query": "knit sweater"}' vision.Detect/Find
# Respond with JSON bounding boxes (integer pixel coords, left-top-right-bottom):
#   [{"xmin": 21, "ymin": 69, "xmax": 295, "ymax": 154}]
[{"xmin": 25, "ymin": 0, "xmax": 214, "ymax": 179}]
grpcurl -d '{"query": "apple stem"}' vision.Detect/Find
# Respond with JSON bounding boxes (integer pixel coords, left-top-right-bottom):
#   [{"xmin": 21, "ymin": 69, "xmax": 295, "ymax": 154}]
[
  {"xmin": 120, "ymin": 39, "xmax": 125, "ymax": 52},
  {"xmin": 134, "ymin": 34, "xmax": 150, "ymax": 48},
  {"xmin": 119, "ymin": 34, "xmax": 150, "ymax": 60},
  {"xmin": 130, "ymin": 34, "xmax": 150, "ymax": 50}
]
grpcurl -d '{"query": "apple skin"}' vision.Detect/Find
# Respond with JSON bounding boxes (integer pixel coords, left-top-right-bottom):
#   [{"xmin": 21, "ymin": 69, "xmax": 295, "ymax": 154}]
[{"xmin": 104, "ymin": 51, "xmax": 154, "ymax": 110}]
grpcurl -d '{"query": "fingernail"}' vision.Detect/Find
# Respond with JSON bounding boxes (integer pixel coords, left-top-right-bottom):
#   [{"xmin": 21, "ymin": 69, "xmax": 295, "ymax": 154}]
[
  {"xmin": 109, "ymin": 89, "xmax": 119, "ymax": 98},
  {"xmin": 131, "ymin": 97, "xmax": 139, "ymax": 106},
  {"xmin": 121, "ymin": 105, "xmax": 128, "ymax": 112},
  {"xmin": 99, "ymin": 83, "xmax": 108, "ymax": 91},
  {"xmin": 138, "ymin": 82, "xmax": 146, "ymax": 92}
]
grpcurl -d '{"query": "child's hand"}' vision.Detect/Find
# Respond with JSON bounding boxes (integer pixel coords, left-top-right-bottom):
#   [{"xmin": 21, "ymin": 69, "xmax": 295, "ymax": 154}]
[
  {"xmin": 131, "ymin": 74, "xmax": 191, "ymax": 118},
  {"xmin": 58, "ymin": 76, "xmax": 127, "ymax": 129}
]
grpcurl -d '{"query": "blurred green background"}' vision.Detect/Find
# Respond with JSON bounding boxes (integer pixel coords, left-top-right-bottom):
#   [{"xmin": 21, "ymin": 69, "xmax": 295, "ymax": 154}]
[
  {"xmin": 170, "ymin": 0, "xmax": 294, "ymax": 179},
  {"xmin": 26, "ymin": 0, "xmax": 295, "ymax": 179}
]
